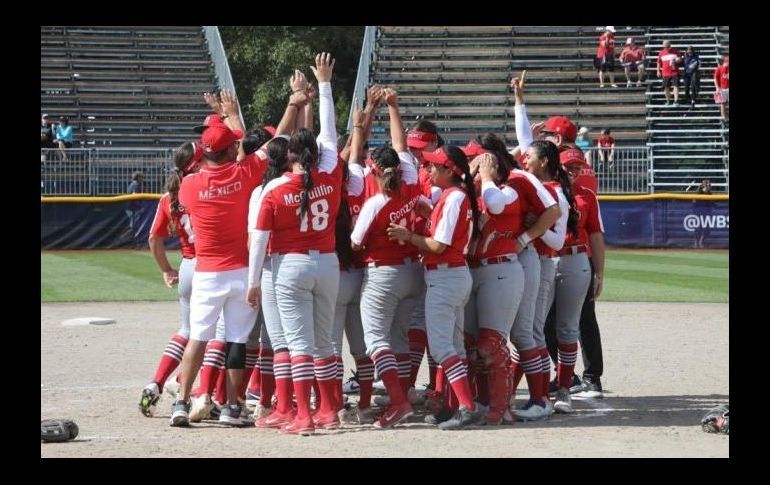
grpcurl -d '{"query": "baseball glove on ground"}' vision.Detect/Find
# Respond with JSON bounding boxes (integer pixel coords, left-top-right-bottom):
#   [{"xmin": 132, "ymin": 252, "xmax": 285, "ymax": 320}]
[
  {"xmin": 700, "ymin": 405, "xmax": 729, "ymax": 435},
  {"xmin": 41, "ymin": 419, "xmax": 79, "ymax": 443}
]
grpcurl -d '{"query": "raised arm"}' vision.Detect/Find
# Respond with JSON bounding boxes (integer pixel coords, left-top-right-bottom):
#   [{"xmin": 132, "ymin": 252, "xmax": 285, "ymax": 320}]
[
  {"xmin": 346, "ymin": 99, "xmax": 366, "ymax": 197},
  {"xmin": 511, "ymin": 71, "xmax": 534, "ymax": 155},
  {"xmin": 384, "ymin": 88, "xmax": 407, "ymax": 152},
  {"xmin": 310, "ymin": 52, "xmax": 338, "ymax": 173}
]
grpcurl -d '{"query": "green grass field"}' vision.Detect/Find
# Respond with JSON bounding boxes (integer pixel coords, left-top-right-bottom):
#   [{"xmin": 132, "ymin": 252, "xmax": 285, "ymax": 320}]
[{"xmin": 41, "ymin": 249, "xmax": 728, "ymax": 303}]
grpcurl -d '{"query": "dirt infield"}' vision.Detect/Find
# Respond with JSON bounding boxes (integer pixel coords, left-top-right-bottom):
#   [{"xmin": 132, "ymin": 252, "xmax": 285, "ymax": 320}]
[{"xmin": 41, "ymin": 301, "xmax": 728, "ymax": 458}]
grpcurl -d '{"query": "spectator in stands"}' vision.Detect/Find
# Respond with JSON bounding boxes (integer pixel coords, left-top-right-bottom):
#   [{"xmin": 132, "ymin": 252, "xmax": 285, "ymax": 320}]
[
  {"xmin": 55, "ymin": 116, "xmax": 73, "ymax": 161},
  {"xmin": 619, "ymin": 37, "xmax": 646, "ymax": 87},
  {"xmin": 126, "ymin": 171, "xmax": 145, "ymax": 231},
  {"xmin": 693, "ymin": 179, "xmax": 713, "ymax": 248},
  {"xmin": 575, "ymin": 126, "xmax": 592, "ymax": 166},
  {"xmin": 657, "ymin": 40, "xmax": 682, "ymax": 106},
  {"xmin": 682, "ymin": 46, "xmax": 701, "ymax": 108},
  {"xmin": 713, "ymin": 55, "xmax": 729, "ymax": 121},
  {"xmin": 41, "ymin": 114, "xmax": 56, "ymax": 150},
  {"xmin": 595, "ymin": 26, "xmax": 617, "ymax": 88},
  {"xmin": 596, "ymin": 129, "xmax": 615, "ymax": 170}
]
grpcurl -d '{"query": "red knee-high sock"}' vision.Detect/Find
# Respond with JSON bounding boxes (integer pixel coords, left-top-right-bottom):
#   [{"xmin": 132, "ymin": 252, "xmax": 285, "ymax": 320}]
[
  {"xmin": 442, "ymin": 355, "xmax": 476, "ymax": 410},
  {"xmin": 214, "ymin": 368, "xmax": 227, "ymax": 404},
  {"xmin": 195, "ymin": 339, "xmax": 225, "ymax": 396},
  {"xmin": 314, "ymin": 356, "xmax": 338, "ymax": 414},
  {"xmin": 239, "ymin": 345, "xmax": 260, "ymax": 399},
  {"xmin": 291, "ymin": 355, "xmax": 314, "ymax": 419},
  {"xmin": 519, "ymin": 348, "xmax": 543, "ymax": 403},
  {"xmin": 557, "ymin": 342, "xmax": 579, "ymax": 389},
  {"xmin": 259, "ymin": 348, "xmax": 275, "ymax": 407},
  {"xmin": 247, "ymin": 350, "xmax": 261, "ymax": 394},
  {"xmin": 273, "ymin": 351, "xmax": 293, "ymax": 414},
  {"xmin": 539, "ymin": 348, "xmax": 551, "ymax": 400},
  {"xmin": 312, "ymin": 379, "xmax": 321, "ymax": 410},
  {"xmin": 355, "ymin": 356, "xmax": 374, "ymax": 409},
  {"xmin": 408, "ymin": 328, "xmax": 428, "ymax": 387},
  {"xmin": 372, "ymin": 349, "xmax": 406, "ymax": 405},
  {"xmin": 335, "ymin": 355, "xmax": 344, "ymax": 411},
  {"xmin": 396, "ymin": 353, "xmax": 412, "ymax": 395},
  {"xmin": 152, "ymin": 334, "xmax": 188, "ymax": 388}
]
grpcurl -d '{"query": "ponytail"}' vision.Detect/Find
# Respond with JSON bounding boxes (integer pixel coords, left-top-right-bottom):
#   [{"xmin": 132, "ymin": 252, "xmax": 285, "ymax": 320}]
[
  {"xmin": 555, "ymin": 164, "xmax": 579, "ymax": 237},
  {"xmin": 299, "ymin": 147, "xmax": 314, "ymax": 218}
]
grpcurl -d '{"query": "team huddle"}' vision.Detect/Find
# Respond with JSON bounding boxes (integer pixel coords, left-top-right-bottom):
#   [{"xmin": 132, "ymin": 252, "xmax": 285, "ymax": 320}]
[{"xmin": 139, "ymin": 52, "xmax": 605, "ymax": 435}]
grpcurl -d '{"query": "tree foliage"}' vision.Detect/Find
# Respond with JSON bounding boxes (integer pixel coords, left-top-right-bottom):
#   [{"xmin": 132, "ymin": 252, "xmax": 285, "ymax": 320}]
[{"xmin": 219, "ymin": 26, "xmax": 364, "ymax": 134}]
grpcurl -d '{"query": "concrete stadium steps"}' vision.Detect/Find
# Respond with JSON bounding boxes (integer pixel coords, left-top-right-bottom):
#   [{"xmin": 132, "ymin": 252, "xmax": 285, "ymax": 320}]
[
  {"xmin": 372, "ymin": 26, "xmax": 650, "ymax": 148},
  {"xmin": 643, "ymin": 26, "xmax": 728, "ymax": 192},
  {"xmin": 40, "ymin": 25, "xmax": 216, "ymax": 148}
]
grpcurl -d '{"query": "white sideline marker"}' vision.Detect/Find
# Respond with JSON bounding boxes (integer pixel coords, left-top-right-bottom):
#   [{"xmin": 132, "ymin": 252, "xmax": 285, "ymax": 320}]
[{"xmin": 61, "ymin": 317, "xmax": 116, "ymax": 327}]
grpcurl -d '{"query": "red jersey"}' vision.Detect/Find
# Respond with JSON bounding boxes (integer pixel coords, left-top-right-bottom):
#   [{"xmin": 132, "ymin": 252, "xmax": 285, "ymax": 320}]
[
  {"xmin": 255, "ymin": 163, "xmax": 343, "ymax": 254},
  {"xmin": 150, "ymin": 192, "xmax": 196, "ymax": 259},
  {"xmin": 505, "ymin": 169, "xmax": 557, "ymax": 241},
  {"xmin": 467, "ymin": 182, "xmax": 521, "ymax": 261},
  {"xmin": 597, "ymin": 135, "xmax": 615, "ymax": 149},
  {"xmin": 714, "ymin": 65, "xmax": 729, "ymax": 89},
  {"xmin": 533, "ymin": 182, "xmax": 567, "ymax": 257},
  {"xmin": 179, "ymin": 154, "xmax": 267, "ymax": 272},
  {"xmin": 620, "ymin": 45, "xmax": 644, "ymax": 63},
  {"xmin": 657, "ymin": 48, "xmax": 681, "ymax": 77},
  {"xmin": 351, "ymin": 184, "xmax": 422, "ymax": 264},
  {"xmin": 564, "ymin": 184, "xmax": 604, "ymax": 251},
  {"xmin": 423, "ymin": 186, "xmax": 473, "ymax": 267},
  {"xmin": 597, "ymin": 32, "xmax": 615, "ymax": 58}
]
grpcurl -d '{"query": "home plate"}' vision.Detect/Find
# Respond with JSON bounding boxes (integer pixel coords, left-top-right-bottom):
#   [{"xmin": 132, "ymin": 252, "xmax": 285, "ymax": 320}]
[{"xmin": 61, "ymin": 317, "xmax": 116, "ymax": 327}]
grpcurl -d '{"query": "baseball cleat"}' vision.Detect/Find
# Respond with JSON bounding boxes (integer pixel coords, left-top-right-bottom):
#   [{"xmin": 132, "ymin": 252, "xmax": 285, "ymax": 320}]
[{"xmin": 139, "ymin": 382, "xmax": 161, "ymax": 417}]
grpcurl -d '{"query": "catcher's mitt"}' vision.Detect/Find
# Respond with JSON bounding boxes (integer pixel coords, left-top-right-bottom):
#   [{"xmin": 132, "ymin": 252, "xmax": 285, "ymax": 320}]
[
  {"xmin": 701, "ymin": 405, "xmax": 729, "ymax": 435},
  {"xmin": 41, "ymin": 419, "xmax": 79, "ymax": 443}
]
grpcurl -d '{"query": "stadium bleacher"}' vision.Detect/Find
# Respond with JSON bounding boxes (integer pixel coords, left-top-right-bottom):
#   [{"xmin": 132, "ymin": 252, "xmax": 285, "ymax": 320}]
[{"xmin": 40, "ymin": 26, "xmax": 215, "ymax": 148}]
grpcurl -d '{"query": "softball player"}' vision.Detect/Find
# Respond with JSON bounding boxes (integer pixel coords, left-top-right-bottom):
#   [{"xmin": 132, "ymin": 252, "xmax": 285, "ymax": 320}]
[
  {"xmin": 513, "ymin": 141, "xmax": 577, "ymax": 421},
  {"xmin": 172, "ymin": 88, "xmax": 267, "ymax": 427},
  {"xmin": 139, "ymin": 142, "xmax": 202, "ymax": 417},
  {"xmin": 387, "ymin": 145, "xmax": 483, "ymax": 430},
  {"xmin": 248, "ymin": 53, "xmax": 342, "ymax": 435},
  {"xmin": 350, "ymin": 89, "xmax": 423, "ymax": 428},
  {"xmin": 550, "ymin": 148, "xmax": 605, "ymax": 414},
  {"xmin": 460, "ymin": 138, "xmax": 525, "ymax": 425}
]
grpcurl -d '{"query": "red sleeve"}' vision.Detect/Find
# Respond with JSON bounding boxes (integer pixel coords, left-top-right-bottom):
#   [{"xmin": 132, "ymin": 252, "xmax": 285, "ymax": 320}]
[
  {"xmin": 255, "ymin": 191, "xmax": 276, "ymax": 231},
  {"xmin": 714, "ymin": 66, "xmax": 721, "ymax": 82},
  {"xmin": 584, "ymin": 190, "xmax": 603, "ymax": 234},
  {"xmin": 149, "ymin": 195, "xmax": 171, "ymax": 238},
  {"xmin": 656, "ymin": 52, "xmax": 662, "ymax": 68}
]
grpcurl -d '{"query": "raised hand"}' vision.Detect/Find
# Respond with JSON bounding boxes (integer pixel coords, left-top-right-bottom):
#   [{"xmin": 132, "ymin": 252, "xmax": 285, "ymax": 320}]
[
  {"xmin": 203, "ymin": 91, "xmax": 222, "ymax": 113},
  {"xmin": 366, "ymin": 84, "xmax": 384, "ymax": 110},
  {"xmin": 352, "ymin": 96, "xmax": 366, "ymax": 127},
  {"xmin": 291, "ymin": 69, "xmax": 308, "ymax": 93},
  {"xmin": 383, "ymin": 87, "xmax": 399, "ymax": 107},
  {"xmin": 310, "ymin": 52, "xmax": 335, "ymax": 83},
  {"xmin": 219, "ymin": 89, "xmax": 239, "ymax": 118},
  {"xmin": 306, "ymin": 82, "xmax": 318, "ymax": 101}
]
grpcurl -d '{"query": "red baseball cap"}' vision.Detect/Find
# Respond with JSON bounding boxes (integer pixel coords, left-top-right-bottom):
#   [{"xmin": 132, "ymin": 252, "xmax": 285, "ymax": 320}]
[
  {"xmin": 407, "ymin": 130, "xmax": 438, "ymax": 149},
  {"xmin": 422, "ymin": 147, "xmax": 464, "ymax": 177},
  {"xmin": 559, "ymin": 147, "xmax": 588, "ymax": 167},
  {"xmin": 543, "ymin": 116, "xmax": 578, "ymax": 143},
  {"xmin": 263, "ymin": 125, "xmax": 277, "ymax": 137},
  {"xmin": 193, "ymin": 113, "xmax": 226, "ymax": 134},
  {"xmin": 200, "ymin": 125, "xmax": 244, "ymax": 153},
  {"xmin": 461, "ymin": 139, "xmax": 487, "ymax": 157}
]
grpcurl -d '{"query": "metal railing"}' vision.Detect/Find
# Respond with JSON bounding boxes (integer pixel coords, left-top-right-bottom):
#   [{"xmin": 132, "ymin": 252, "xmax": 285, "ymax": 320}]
[
  {"xmin": 347, "ymin": 26, "xmax": 378, "ymax": 133},
  {"xmin": 582, "ymin": 146, "xmax": 651, "ymax": 194},
  {"xmin": 41, "ymin": 148, "xmax": 174, "ymax": 196}
]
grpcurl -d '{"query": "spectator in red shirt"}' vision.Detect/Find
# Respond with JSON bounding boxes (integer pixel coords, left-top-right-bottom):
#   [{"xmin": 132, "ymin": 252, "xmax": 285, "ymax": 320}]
[
  {"xmin": 657, "ymin": 40, "xmax": 682, "ymax": 106},
  {"xmin": 619, "ymin": 37, "xmax": 646, "ymax": 87},
  {"xmin": 713, "ymin": 55, "xmax": 730, "ymax": 121},
  {"xmin": 594, "ymin": 26, "xmax": 617, "ymax": 88},
  {"xmin": 596, "ymin": 129, "xmax": 615, "ymax": 170}
]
